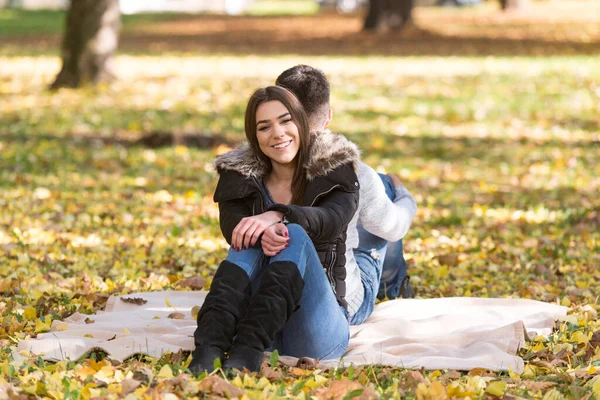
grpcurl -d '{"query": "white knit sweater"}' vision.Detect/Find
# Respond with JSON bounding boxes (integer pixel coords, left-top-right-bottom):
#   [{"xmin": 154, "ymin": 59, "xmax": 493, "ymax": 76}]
[{"xmin": 345, "ymin": 162, "xmax": 418, "ymax": 317}]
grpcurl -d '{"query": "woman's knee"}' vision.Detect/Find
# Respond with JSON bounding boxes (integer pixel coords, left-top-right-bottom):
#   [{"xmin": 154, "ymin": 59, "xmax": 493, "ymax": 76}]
[
  {"xmin": 286, "ymin": 223, "xmax": 310, "ymax": 242},
  {"xmin": 225, "ymin": 247, "xmax": 264, "ymax": 277}
]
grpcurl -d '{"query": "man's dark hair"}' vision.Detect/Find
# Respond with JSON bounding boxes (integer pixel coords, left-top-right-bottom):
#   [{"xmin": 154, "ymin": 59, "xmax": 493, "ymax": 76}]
[{"xmin": 275, "ymin": 65, "xmax": 330, "ymax": 129}]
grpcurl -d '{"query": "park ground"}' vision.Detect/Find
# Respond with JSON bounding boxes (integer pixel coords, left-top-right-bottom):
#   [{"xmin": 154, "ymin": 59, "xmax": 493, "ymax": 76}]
[{"xmin": 0, "ymin": 1, "xmax": 599, "ymax": 398}]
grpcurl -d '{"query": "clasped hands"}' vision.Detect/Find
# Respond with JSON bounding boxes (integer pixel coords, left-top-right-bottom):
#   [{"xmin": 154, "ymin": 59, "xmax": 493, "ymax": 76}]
[{"xmin": 231, "ymin": 211, "xmax": 289, "ymax": 256}]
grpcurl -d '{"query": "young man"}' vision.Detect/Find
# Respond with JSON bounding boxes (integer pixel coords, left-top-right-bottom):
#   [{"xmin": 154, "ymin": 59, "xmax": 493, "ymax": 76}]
[{"xmin": 276, "ymin": 65, "xmax": 417, "ymax": 325}]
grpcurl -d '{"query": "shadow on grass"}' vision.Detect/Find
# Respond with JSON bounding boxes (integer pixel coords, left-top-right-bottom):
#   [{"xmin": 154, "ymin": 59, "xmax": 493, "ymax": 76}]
[
  {"xmin": 118, "ymin": 25, "xmax": 600, "ymax": 57},
  {"xmin": 347, "ymin": 131, "xmax": 599, "ymax": 162},
  {"xmin": 2, "ymin": 129, "xmax": 598, "ymax": 196},
  {"xmin": 2, "ymin": 127, "xmax": 598, "ymax": 154}
]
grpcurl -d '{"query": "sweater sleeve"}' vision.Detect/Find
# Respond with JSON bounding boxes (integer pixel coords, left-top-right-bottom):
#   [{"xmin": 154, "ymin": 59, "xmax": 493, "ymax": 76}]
[{"xmin": 358, "ymin": 164, "xmax": 417, "ymax": 242}]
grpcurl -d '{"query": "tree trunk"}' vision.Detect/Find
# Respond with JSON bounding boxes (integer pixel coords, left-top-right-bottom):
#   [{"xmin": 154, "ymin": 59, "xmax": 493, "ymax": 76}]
[
  {"xmin": 392, "ymin": 0, "xmax": 413, "ymax": 28},
  {"xmin": 363, "ymin": 0, "xmax": 413, "ymax": 32},
  {"xmin": 363, "ymin": 0, "xmax": 384, "ymax": 31},
  {"xmin": 500, "ymin": 0, "xmax": 527, "ymax": 11},
  {"xmin": 51, "ymin": 0, "xmax": 121, "ymax": 89}
]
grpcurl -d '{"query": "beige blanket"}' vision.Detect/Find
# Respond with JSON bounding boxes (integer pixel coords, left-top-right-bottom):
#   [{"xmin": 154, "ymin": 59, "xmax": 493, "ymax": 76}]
[{"xmin": 14, "ymin": 291, "xmax": 567, "ymax": 373}]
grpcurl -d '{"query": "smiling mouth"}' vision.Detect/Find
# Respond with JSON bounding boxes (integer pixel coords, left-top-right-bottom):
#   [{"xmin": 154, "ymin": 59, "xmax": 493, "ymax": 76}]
[{"xmin": 272, "ymin": 140, "xmax": 292, "ymax": 150}]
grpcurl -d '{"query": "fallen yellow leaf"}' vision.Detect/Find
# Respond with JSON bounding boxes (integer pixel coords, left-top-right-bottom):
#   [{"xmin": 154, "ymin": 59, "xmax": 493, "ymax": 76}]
[
  {"xmin": 23, "ymin": 307, "xmax": 37, "ymax": 321},
  {"xmin": 191, "ymin": 305, "xmax": 201, "ymax": 320},
  {"xmin": 508, "ymin": 367, "xmax": 521, "ymax": 381},
  {"xmin": 157, "ymin": 364, "xmax": 173, "ymax": 379},
  {"xmin": 485, "ymin": 381, "xmax": 506, "ymax": 397},
  {"xmin": 571, "ymin": 331, "xmax": 589, "ymax": 344},
  {"xmin": 35, "ymin": 318, "xmax": 51, "ymax": 334}
]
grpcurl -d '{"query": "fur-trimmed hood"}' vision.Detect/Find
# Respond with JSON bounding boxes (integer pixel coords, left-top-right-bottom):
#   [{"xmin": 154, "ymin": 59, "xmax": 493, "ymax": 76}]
[{"xmin": 213, "ymin": 130, "xmax": 360, "ymax": 181}]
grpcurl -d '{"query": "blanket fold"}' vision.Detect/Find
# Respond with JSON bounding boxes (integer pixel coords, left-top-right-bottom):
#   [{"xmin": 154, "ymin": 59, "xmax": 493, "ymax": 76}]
[{"xmin": 14, "ymin": 291, "xmax": 567, "ymax": 373}]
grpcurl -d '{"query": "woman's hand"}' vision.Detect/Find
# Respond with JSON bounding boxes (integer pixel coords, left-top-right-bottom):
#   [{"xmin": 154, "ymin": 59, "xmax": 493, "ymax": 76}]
[
  {"xmin": 261, "ymin": 223, "xmax": 289, "ymax": 256},
  {"xmin": 232, "ymin": 211, "xmax": 283, "ymax": 250}
]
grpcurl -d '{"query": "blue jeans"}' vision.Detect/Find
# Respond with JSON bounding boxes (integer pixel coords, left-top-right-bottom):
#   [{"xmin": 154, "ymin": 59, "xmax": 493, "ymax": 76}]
[
  {"xmin": 349, "ymin": 174, "xmax": 407, "ymax": 325},
  {"xmin": 225, "ymin": 223, "xmax": 349, "ymax": 360}
]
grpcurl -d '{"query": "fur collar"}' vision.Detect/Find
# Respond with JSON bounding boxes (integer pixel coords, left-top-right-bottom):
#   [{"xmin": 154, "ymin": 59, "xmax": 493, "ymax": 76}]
[
  {"xmin": 213, "ymin": 143, "xmax": 266, "ymax": 179},
  {"xmin": 213, "ymin": 130, "xmax": 360, "ymax": 181},
  {"xmin": 305, "ymin": 129, "xmax": 360, "ymax": 180}
]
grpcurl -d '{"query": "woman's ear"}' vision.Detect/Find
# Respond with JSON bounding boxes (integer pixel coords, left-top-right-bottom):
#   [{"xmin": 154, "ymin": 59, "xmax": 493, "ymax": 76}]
[{"xmin": 324, "ymin": 108, "xmax": 333, "ymax": 128}]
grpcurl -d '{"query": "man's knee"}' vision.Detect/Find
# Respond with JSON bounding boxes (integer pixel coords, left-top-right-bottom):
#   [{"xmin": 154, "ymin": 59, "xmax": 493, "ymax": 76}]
[
  {"xmin": 377, "ymin": 173, "xmax": 396, "ymax": 201},
  {"xmin": 283, "ymin": 329, "xmax": 349, "ymax": 360}
]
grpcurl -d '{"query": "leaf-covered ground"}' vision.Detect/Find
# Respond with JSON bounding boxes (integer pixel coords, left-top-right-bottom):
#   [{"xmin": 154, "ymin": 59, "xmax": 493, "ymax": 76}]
[{"xmin": 1, "ymin": 5, "xmax": 600, "ymax": 399}]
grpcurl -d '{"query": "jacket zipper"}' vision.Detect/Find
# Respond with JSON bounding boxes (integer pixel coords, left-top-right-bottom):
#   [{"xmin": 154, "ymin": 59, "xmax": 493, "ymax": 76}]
[
  {"xmin": 253, "ymin": 179, "xmax": 342, "ymax": 208},
  {"xmin": 309, "ymin": 186, "xmax": 342, "ymax": 290},
  {"xmin": 326, "ymin": 243, "xmax": 337, "ymax": 289},
  {"xmin": 310, "ymin": 184, "xmax": 341, "ymax": 207},
  {"xmin": 253, "ymin": 177, "xmax": 341, "ymax": 292},
  {"xmin": 251, "ymin": 176, "xmax": 266, "ymax": 215}
]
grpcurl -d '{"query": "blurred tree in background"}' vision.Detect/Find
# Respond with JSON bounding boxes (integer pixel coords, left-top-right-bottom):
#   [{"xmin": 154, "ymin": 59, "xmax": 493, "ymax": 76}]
[
  {"xmin": 499, "ymin": 0, "xmax": 526, "ymax": 10},
  {"xmin": 1, "ymin": 0, "xmax": 599, "ymax": 398},
  {"xmin": 363, "ymin": 0, "xmax": 413, "ymax": 31},
  {"xmin": 47, "ymin": 0, "xmax": 574, "ymax": 89},
  {"xmin": 51, "ymin": 0, "xmax": 120, "ymax": 89}
]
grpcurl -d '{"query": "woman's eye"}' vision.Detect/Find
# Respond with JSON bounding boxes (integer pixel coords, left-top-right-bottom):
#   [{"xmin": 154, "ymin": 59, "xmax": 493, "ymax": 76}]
[
  {"xmin": 258, "ymin": 126, "xmax": 270, "ymax": 132},
  {"xmin": 281, "ymin": 119, "xmax": 292, "ymax": 124}
]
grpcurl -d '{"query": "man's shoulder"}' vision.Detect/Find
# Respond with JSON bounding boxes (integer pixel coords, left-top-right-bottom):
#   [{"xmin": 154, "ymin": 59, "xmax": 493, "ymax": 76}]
[
  {"xmin": 308, "ymin": 129, "xmax": 361, "ymax": 177},
  {"xmin": 356, "ymin": 162, "xmax": 379, "ymax": 183}
]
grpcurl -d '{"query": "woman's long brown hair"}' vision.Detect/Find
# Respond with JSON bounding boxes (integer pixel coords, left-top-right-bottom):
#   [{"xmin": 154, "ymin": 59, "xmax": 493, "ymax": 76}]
[{"xmin": 245, "ymin": 86, "xmax": 310, "ymax": 205}]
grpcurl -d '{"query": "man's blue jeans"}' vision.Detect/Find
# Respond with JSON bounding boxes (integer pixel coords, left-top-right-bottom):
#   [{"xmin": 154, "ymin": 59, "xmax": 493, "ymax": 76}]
[
  {"xmin": 349, "ymin": 174, "xmax": 407, "ymax": 325},
  {"xmin": 225, "ymin": 223, "xmax": 349, "ymax": 360}
]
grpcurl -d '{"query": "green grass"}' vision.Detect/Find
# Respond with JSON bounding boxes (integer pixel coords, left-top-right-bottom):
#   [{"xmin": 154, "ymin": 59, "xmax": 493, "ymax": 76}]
[
  {"xmin": 0, "ymin": 9, "xmax": 64, "ymax": 36},
  {"xmin": 0, "ymin": 1, "xmax": 318, "ymax": 38},
  {"xmin": 0, "ymin": 9, "xmax": 228, "ymax": 36},
  {"xmin": 247, "ymin": 0, "xmax": 319, "ymax": 15}
]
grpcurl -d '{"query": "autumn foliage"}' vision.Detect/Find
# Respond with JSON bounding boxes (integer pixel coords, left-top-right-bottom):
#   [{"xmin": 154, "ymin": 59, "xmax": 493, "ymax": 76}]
[{"xmin": 0, "ymin": 3, "xmax": 599, "ymax": 399}]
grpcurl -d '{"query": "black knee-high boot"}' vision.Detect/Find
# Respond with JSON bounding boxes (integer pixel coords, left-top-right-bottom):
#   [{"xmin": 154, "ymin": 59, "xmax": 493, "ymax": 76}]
[
  {"xmin": 224, "ymin": 261, "xmax": 304, "ymax": 372},
  {"xmin": 188, "ymin": 260, "xmax": 252, "ymax": 376}
]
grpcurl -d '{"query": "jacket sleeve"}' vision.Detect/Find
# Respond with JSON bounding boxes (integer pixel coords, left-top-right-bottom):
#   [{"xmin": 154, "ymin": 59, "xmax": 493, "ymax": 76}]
[
  {"xmin": 218, "ymin": 198, "xmax": 253, "ymax": 245},
  {"xmin": 268, "ymin": 164, "xmax": 359, "ymax": 243},
  {"xmin": 214, "ymin": 171, "xmax": 255, "ymax": 246},
  {"xmin": 358, "ymin": 163, "xmax": 417, "ymax": 242}
]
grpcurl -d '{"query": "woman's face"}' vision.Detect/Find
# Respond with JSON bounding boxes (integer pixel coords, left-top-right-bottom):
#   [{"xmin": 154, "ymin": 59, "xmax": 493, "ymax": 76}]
[{"xmin": 255, "ymin": 100, "xmax": 300, "ymax": 167}]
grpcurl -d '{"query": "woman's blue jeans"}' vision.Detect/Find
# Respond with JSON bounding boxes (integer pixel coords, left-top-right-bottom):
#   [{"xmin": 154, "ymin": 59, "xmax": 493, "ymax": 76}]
[
  {"xmin": 225, "ymin": 223, "xmax": 349, "ymax": 360},
  {"xmin": 350, "ymin": 174, "xmax": 408, "ymax": 325}
]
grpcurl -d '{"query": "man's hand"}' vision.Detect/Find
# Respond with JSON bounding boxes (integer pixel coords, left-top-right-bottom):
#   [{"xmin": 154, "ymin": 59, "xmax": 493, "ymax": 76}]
[
  {"xmin": 386, "ymin": 173, "xmax": 404, "ymax": 188},
  {"xmin": 232, "ymin": 211, "xmax": 283, "ymax": 251},
  {"xmin": 261, "ymin": 223, "xmax": 289, "ymax": 256}
]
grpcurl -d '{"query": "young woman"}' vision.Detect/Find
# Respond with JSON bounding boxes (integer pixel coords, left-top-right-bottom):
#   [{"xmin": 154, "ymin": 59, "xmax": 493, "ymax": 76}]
[{"xmin": 189, "ymin": 86, "xmax": 361, "ymax": 374}]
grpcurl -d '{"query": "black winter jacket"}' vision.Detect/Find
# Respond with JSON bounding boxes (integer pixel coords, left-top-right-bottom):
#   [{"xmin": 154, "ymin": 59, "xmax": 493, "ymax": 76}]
[{"xmin": 213, "ymin": 131, "xmax": 361, "ymax": 307}]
